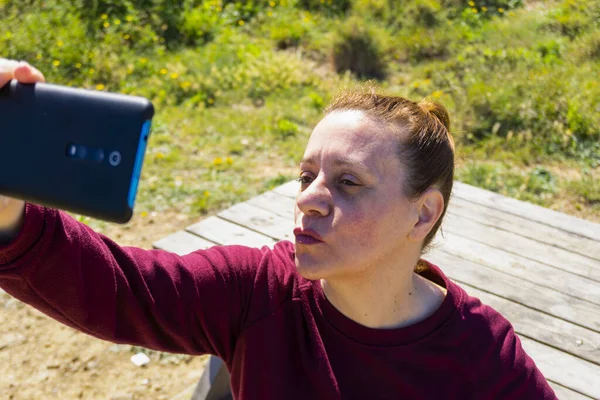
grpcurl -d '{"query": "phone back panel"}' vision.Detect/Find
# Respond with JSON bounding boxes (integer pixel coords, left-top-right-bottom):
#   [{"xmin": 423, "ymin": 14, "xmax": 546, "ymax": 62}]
[{"xmin": 0, "ymin": 81, "xmax": 154, "ymax": 223}]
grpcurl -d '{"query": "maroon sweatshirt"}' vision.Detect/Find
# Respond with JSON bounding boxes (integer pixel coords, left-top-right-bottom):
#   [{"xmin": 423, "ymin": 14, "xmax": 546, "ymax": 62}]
[{"xmin": 0, "ymin": 204, "xmax": 556, "ymax": 399}]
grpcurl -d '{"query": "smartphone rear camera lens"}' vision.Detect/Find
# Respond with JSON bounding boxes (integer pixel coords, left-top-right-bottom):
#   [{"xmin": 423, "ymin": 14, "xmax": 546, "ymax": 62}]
[{"xmin": 109, "ymin": 151, "xmax": 121, "ymax": 166}]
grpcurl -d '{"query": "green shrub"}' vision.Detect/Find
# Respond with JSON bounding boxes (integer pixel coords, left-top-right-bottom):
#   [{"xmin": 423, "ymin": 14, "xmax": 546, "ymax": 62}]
[
  {"xmin": 399, "ymin": 28, "xmax": 451, "ymax": 62},
  {"xmin": 544, "ymin": 0, "xmax": 600, "ymax": 39},
  {"xmin": 180, "ymin": 2, "xmax": 225, "ymax": 45},
  {"xmin": 296, "ymin": 0, "xmax": 351, "ymax": 14},
  {"xmin": 567, "ymin": 175, "xmax": 600, "ymax": 204},
  {"xmin": 276, "ymin": 118, "xmax": 299, "ymax": 138},
  {"xmin": 573, "ymin": 31, "xmax": 600, "ymax": 60},
  {"xmin": 331, "ymin": 16, "xmax": 389, "ymax": 79},
  {"xmin": 408, "ymin": 0, "xmax": 444, "ymax": 27},
  {"xmin": 456, "ymin": 162, "xmax": 557, "ymax": 205},
  {"xmin": 259, "ymin": 7, "xmax": 315, "ymax": 49}
]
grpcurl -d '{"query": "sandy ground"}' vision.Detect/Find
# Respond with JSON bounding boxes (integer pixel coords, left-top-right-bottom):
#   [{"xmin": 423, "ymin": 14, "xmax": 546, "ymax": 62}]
[{"xmin": 0, "ymin": 211, "xmax": 210, "ymax": 400}]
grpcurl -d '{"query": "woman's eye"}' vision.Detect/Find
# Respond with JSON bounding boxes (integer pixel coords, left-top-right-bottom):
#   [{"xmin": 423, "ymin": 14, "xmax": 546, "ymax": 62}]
[
  {"xmin": 340, "ymin": 179, "xmax": 359, "ymax": 187},
  {"xmin": 296, "ymin": 175, "xmax": 313, "ymax": 185}
]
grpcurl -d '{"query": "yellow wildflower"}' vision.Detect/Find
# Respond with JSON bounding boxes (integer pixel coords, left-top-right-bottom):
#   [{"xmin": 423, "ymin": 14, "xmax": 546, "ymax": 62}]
[
  {"xmin": 208, "ymin": 98, "xmax": 214, "ymax": 104},
  {"xmin": 89, "ymin": 68, "xmax": 95, "ymax": 74},
  {"xmin": 123, "ymin": 34, "xmax": 130, "ymax": 40},
  {"xmin": 103, "ymin": 21, "xmax": 110, "ymax": 28},
  {"xmin": 472, "ymin": 7, "xmax": 478, "ymax": 13},
  {"xmin": 96, "ymin": 84, "xmax": 105, "ymax": 91},
  {"xmin": 75, "ymin": 63, "xmax": 82, "ymax": 68},
  {"xmin": 238, "ymin": 20, "xmax": 245, "ymax": 26},
  {"xmin": 101, "ymin": 14, "xmax": 108, "ymax": 20},
  {"xmin": 36, "ymin": 54, "xmax": 42, "ymax": 60},
  {"xmin": 140, "ymin": 211, "xmax": 148, "ymax": 217},
  {"xmin": 267, "ymin": 11, "xmax": 273, "ymax": 17},
  {"xmin": 482, "ymin": 6, "xmax": 487, "ymax": 11},
  {"xmin": 159, "ymin": 68, "xmax": 168, "ymax": 75},
  {"xmin": 269, "ymin": 1, "xmax": 276, "ymax": 6},
  {"xmin": 498, "ymin": 7, "xmax": 505, "ymax": 13},
  {"xmin": 203, "ymin": 191, "xmax": 210, "ymax": 197},
  {"xmin": 57, "ymin": 40, "xmax": 64, "ymax": 47},
  {"xmin": 226, "ymin": 157, "xmax": 233, "ymax": 165},
  {"xmin": 170, "ymin": 72, "xmax": 179, "ymax": 79},
  {"xmin": 432, "ymin": 90, "xmax": 444, "ymax": 98},
  {"xmin": 53, "ymin": 60, "xmax": 60, "ymax": 67},
  {"xmin": 156, "ymin": 152, "xmax": 165, "ymax": 159},
  {"xmin": 468, "ymin": 1, "xmax": 475, "ymax": 6},
  {"xmin": 213, "ymin": 157, "xmax": 223, "ymax": 166},
  {"xmin": 140, "ymin": 58, "xmax": 148, "ymax": 64},
  {"xmin": 180, "ymin": 81, "xmax": 192, "ymax": 89},
  {"xmin": 114, "ymin": 19, "xmax": 121, "ymax": 25}
]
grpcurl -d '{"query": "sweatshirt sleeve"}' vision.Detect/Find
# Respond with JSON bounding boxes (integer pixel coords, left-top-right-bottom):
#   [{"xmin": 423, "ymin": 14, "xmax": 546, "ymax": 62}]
[
  {"xmin": 0, "ymin": 203, "xmax": 270, "ymax": 362},
  {"xmin": 468, "ymin": 302, "xmax": 557, "ymax": 399}
]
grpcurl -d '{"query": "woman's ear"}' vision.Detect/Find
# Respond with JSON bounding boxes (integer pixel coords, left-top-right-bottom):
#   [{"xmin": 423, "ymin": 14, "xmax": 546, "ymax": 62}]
[{"xmin": 408, "ymin": 189, "xmax": 444, "ymax": 243}]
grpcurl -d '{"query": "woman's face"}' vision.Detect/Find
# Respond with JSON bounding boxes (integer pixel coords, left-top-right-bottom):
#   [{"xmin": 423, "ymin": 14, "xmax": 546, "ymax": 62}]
[{"xmin": 294, "ymin": 110, "xmax": 420, "ymax": 280}]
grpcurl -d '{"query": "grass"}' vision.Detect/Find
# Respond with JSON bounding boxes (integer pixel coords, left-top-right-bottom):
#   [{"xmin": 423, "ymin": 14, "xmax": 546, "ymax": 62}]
[{"xmin": 1, "ymin": 0, "xmax": 598, "ymax": 228}]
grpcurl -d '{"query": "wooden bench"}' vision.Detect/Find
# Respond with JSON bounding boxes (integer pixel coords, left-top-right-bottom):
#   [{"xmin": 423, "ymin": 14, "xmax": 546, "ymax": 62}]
[{"xmin": 156, "ymin": 181, "xmax": 600, "ymax": 400}]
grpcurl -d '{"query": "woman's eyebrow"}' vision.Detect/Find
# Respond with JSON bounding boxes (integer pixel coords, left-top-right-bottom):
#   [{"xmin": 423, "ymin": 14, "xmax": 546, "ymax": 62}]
[{"xmin": 300, "ymin": 157, "xmax": 371, "ymax": 172}]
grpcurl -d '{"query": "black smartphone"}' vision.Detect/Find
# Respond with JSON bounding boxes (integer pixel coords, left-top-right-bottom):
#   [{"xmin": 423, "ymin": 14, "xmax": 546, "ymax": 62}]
[{"xmin": 0, "ymin": 80, "xmax": 154, "ymax": 223}]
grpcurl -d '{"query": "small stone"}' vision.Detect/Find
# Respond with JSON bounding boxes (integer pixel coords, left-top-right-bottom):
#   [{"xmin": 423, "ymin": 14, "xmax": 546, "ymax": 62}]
[
  {"xmin": 85, "ymin": 361, "xmax": 98, "ymax": 371},
  {"xmin": 131, "ymin": 352, "xmax": 150, "ymax": 367},
  {"xmin": 575, "ymin": 339, "xmax": 584, "ymax": 346},
  {"xmin": 0, "ymin": 333, "xmax": 27, "ymax": 350},
  {"xmin": 141, "ymin": 378, "xmax": 150, "ymax": 386}
]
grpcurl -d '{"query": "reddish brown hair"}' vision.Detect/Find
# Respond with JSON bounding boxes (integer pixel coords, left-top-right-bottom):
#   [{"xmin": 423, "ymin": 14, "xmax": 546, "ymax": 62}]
[{"xmin": 324, "ymin": 91, "xmax": 455, "ymax": 253}]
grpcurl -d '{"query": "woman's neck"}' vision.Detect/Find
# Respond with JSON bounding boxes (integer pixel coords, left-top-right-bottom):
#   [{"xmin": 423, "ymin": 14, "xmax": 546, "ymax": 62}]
[{"xmin": 320, "ymin": 261, "xmax": 447, "ymax": 330}]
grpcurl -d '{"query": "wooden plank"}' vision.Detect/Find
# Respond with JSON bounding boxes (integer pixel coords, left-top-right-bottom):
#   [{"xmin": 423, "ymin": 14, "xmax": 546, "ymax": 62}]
[
  {"xmin": 548, "ymin": 382, "xmax": 592, "ymax": 400},
  {"xmin": 272, "ymin": 180, "xmax": 299, "ymax": 199},
  {"xmin": 453, "ymin": 181, "xmax": 600, "ymax": 242},
  {"xmin": 441, "ymin": 212, "xmax": 600, "ymax": 282},
  {"xmin": 247, "ymin": 190, "xmax": 296, "ymax": 219},
  {"xmin": 426, "ymin": 250, "xmax": 600, "ymax": 332},
  {"xmin": 218, "ymin": 202, "xmax": 295, "ymax": 242},
  {"xmin": 439, "ymin": 232, "xmax": 600, "ymax": 306},
  {"xmin": 186, "ymin": 216, "xmax": 277, "ymax": 248},
  {"xmin": 448, "ymin": 196, "xmax": 600, "ymax": 261},
  {"xmin": 152, "ymin": 231, "xmax": 217, "ymax": 255},
  {"xmin": 458, "ymin": 283, "xmax": 600, "ymax": 365},
  {"xmin": 519, "ymin": 336, "xmax": 600, "ymax": 398}
]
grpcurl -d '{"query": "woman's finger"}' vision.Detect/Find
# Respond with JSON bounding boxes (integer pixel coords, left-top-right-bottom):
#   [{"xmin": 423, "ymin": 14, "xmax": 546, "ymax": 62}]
[{"xmin": 13, "ymin": 62, "xmax": 45, "ymax": 83}]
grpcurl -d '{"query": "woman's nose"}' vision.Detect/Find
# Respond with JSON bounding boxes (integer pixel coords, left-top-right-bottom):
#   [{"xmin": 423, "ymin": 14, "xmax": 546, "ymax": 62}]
[{"xmin": 295, "ymin": 175, "xmax": 331, "ymax": 217}]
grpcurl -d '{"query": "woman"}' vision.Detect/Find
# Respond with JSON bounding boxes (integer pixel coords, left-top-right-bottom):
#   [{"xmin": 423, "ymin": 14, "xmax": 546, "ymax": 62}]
[{"xmin": 0, "ymin": 59, "xmax": 556, "ymax": 399}]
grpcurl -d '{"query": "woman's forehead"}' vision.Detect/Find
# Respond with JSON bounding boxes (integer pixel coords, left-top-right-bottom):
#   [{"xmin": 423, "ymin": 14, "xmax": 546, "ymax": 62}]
[
  {"xmin": 307, "ymin": 111, "xmax": 395, "ymax": 153},
  {"xmin": 303, "ymin": 111, "xmax": 401, "ymax": 175}
]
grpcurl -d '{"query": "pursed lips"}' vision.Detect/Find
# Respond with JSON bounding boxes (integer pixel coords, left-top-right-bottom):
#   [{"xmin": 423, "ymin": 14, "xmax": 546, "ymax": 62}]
[{"xmin": 293, "ymin": 227, "xmax": 324, "ymax": 245}]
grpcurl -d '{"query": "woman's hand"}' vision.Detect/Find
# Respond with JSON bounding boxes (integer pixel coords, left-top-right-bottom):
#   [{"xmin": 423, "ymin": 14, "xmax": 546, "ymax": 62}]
[{"xmin": 0, "ymin": 58, "xmax": 45, "ymax": 242}]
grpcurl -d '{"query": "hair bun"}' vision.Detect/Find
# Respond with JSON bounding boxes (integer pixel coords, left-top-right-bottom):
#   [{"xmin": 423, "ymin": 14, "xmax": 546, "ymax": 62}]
[{"xmin": 419, "ymin": 100, "xmax": 451, "ymax": 132}]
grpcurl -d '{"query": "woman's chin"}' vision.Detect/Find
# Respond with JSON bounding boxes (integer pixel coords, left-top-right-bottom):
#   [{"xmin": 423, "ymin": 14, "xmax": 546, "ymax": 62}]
[{"xmin": 294, "ymin": 255, "xmax": 330, "ymax": 281}]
